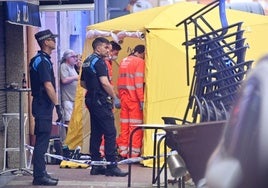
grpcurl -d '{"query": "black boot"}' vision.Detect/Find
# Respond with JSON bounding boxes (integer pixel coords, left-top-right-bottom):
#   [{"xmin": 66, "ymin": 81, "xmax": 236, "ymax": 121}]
[
  {"xmin": 105, "ymin": 166, "xmax": 128, "ymax": 177},
  {"xmin": 90, "ymin": 166, "xmax": 106, "ymax": 175},
  {"xmin": 45, "ymin": 172, "xmax": 59, "ymax": 181},
  {"xmin": 32, "ymin": 176, "xmax": 58, "ymax": 186}
]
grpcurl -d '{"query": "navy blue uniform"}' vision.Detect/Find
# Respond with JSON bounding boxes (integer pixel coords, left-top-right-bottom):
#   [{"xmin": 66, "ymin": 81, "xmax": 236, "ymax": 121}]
[
  {"xmin": 29, "ymin": 51, "xmax": 56, "ymax": 178},
  {"xmin": 81, "ymin": 53, "xmax": 117, "ymax": 166}
]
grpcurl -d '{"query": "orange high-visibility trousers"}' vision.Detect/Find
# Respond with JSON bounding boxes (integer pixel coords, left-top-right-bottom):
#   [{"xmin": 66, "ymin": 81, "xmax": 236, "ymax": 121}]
[{"xmin": 117, "ymin": 94, "xmax": 143, "ymax": 158}]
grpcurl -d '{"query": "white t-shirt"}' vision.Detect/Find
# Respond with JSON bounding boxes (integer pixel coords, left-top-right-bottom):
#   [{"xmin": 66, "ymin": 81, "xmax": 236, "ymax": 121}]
[{"xmin": 60, "ymin": 63, "xmax": 78, "ymax": 102}]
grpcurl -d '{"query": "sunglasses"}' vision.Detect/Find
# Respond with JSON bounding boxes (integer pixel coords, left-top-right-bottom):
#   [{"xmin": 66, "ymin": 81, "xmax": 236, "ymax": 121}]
[
  {"xmin": 47, "ymin": 38, "xmax": 56, "ymax": 42},
  {"xmin": 69, "ymin": 55, "xmax": 78, "ymax": 58}
]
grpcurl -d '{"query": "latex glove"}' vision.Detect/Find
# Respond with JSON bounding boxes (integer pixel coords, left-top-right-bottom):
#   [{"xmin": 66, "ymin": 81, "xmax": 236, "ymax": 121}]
[
  {"xmin": 55, "ymin": 104, "xmax": 63, "ymax": 122},
  {"xmin": 114, "ymin": 97, "xmax": 121, "ymax": 109},
  {"xmin": 140, "ymin": 102, "xmax": 144, "ymax": 111}
]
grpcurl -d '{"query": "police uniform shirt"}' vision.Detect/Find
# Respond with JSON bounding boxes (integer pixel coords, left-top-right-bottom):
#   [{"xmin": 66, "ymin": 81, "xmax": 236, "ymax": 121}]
[
  {"xmin": 81, "ymin": 54, "xmax": 108, "ymax": 95},
  {"xmin": 30, "ymin": 50, "xmax": 56, "ymax": 100}
]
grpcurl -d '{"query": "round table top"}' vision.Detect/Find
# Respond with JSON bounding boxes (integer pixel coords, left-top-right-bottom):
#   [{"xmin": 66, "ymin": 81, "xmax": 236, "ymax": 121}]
[{"xmin": 131, "ymin": 124, "xmax": 174, "ymax": 128}]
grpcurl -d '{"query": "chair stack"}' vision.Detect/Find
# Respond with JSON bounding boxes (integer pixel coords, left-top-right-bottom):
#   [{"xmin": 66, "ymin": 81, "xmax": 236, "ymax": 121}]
[
  {"xmin": 184, "ymin": 22, "xmax": 253, "ymax": 123},
  {"xmin": 175, "ymin": 0, "xmax": 253, "ymax": 123}
]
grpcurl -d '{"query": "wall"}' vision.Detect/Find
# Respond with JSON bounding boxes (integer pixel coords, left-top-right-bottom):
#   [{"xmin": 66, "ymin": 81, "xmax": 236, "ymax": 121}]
[
  {"xmin": 0, "ymin": 3, "xmax": 5, "ymax": 170},
  {"xmin": 4, "ymin": 23, "xmax": 28, "ymax": 169}
]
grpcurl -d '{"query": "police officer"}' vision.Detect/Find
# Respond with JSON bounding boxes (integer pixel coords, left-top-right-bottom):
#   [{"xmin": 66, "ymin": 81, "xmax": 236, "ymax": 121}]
[
  {"xmin": 29, "ymin": 29, "xmax": 63, "ymax": 186},
  {"xmin": 80, "ymin": 37, "xmax": 128, "ymax": 177}
]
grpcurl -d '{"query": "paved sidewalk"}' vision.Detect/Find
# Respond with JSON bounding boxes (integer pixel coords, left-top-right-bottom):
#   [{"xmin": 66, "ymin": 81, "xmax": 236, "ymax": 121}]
[{"xmin": 0, "ymin": 163, "xmax": 196, "ymax": 188}]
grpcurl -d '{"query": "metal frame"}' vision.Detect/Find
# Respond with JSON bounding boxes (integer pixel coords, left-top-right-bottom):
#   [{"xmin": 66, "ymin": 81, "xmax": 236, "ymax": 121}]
[{"xmin": 173, "ymin": 0, "xmax": 253, "ymax": 123}]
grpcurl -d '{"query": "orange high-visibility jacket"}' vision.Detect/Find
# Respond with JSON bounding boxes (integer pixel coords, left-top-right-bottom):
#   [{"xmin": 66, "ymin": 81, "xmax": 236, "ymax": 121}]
[
  {"xmin": 105, "ymin": 60, "xmax": 113, "ymax": 84},
  {"xmin": 117, "ymin": 55, "xmax": 145, "ymax": 102}
]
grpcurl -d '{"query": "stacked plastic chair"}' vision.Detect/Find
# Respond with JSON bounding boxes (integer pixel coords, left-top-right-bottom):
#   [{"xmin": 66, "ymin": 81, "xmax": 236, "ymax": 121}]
[{"xmin": 175, "ymin": 0, "xmax": 253, "ymax": 124}]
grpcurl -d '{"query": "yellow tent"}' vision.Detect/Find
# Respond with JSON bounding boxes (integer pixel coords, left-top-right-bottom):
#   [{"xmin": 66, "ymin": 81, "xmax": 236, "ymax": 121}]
[{"xmin": 65, "ymin": 1, "xmax": 268, "ymax": 166}]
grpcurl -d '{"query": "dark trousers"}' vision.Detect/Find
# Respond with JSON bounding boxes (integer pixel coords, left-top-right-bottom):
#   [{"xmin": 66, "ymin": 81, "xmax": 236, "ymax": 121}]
[
  {"xmin": 85, "ymin": 97, "xmax": 117, "ymax": 166},
  {"xmin": 32, "ymin": 97, "xmax": 53, "ymax": 178},
  {"xmin": 33, "ymin": 122, "xmax": 51, "ymax": 178}
]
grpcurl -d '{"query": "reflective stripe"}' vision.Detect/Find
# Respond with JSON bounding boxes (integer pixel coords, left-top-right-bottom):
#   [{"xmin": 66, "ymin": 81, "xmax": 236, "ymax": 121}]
[
  {"xmin": 119, "ymin": 150, "xmax": 128, "ymax": 157},
  {"xmin": 131, "ymin": 148, "xmax": 141, "ymax": 157},
  {"xmin": 129, "ymin": 119, "xmax": 143, "ymax": 124},
  {"xmin": 132, "ymin": 147, "xmax": 141, "ymax": 153},
  {"xmin": 120, "ymin": 118, "xmax": 129, "ymax": 123},
  {"xmin": 120, "ymin": 118, "xmax": 143, "ymax": 124},
  {"xmin": 118, "ymin": 85, "xmax": 136, "ymax": 90},
  {"xmin": 99, "ymin": 146, "xmax": 105, "ymax": 157},
  {"xmin": 119, "ymin": 73, "xmax": 134, "ymax": 78},
  {"xmin": 118, "ymin": 146, "xmax": 128, "ymax": 157},
  {"xmin": 118, "ymin": 84, "xmax": 143, "ymax": 89},
  {"xmin": 135, "ymin": 83, "xmax": 143, "ymax": 88},
  {"xmin": 135, "ymin": 72, "xmax": 144, "ymax": 77},
  {"xmin": 119, "ymin": 72, "xmax": 144, "ymax": 79},
  {"xmin": 118, "ymin": 146, "xmax": 128, "ymax": 151}
]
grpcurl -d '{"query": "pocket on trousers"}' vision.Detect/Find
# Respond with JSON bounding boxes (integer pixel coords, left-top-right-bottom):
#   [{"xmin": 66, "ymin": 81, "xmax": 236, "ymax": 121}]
[{"xmin": 34, "ymin": 119, "xmax": 52, "ymax": 134}]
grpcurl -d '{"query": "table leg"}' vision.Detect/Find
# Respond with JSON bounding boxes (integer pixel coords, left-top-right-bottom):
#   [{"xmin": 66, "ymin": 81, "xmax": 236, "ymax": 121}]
[
  {"xmin": 152, "ymin": 129, "xmax": 158, "ymax": 184},
  {"xmin": 164, "ymin": 137, "xmax": 167, "ymax": 188},
  {"xmin": 127, "ymin": 126, "xmax": 166, "ymax": 187},
  {"xmin": 19, "ymin": 92, "xmax": 24, "ymax": 170},
  {"xmin": 18, "ymin": 91, "xmax": 32, "ymax": 175},
  {"xmin": 155, "ymin": 134, "xmax": 168, "ymax": 188},
  {"xmin": 127, "ymin": 126, "xmax": 142, "ymax": 187},
  {"xmin": 0, "ymin": 89, "xmax": 32, "ymax": 176}
]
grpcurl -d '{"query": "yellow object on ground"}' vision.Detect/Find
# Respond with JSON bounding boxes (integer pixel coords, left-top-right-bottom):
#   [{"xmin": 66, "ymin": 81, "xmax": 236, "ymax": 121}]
[{"xmin": 60, "ymin": 160, "xmax": 89, "ymax": 169}]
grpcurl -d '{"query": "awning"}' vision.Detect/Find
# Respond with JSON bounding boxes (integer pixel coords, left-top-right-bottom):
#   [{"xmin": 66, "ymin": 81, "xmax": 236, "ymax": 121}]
[
  {"xmin": 39, "ymin": 0, "xmax": 94, "ymax": 11},
  {"xmin": 5, "ymin": 1, "xmax": 41, "ymax": 27}
]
